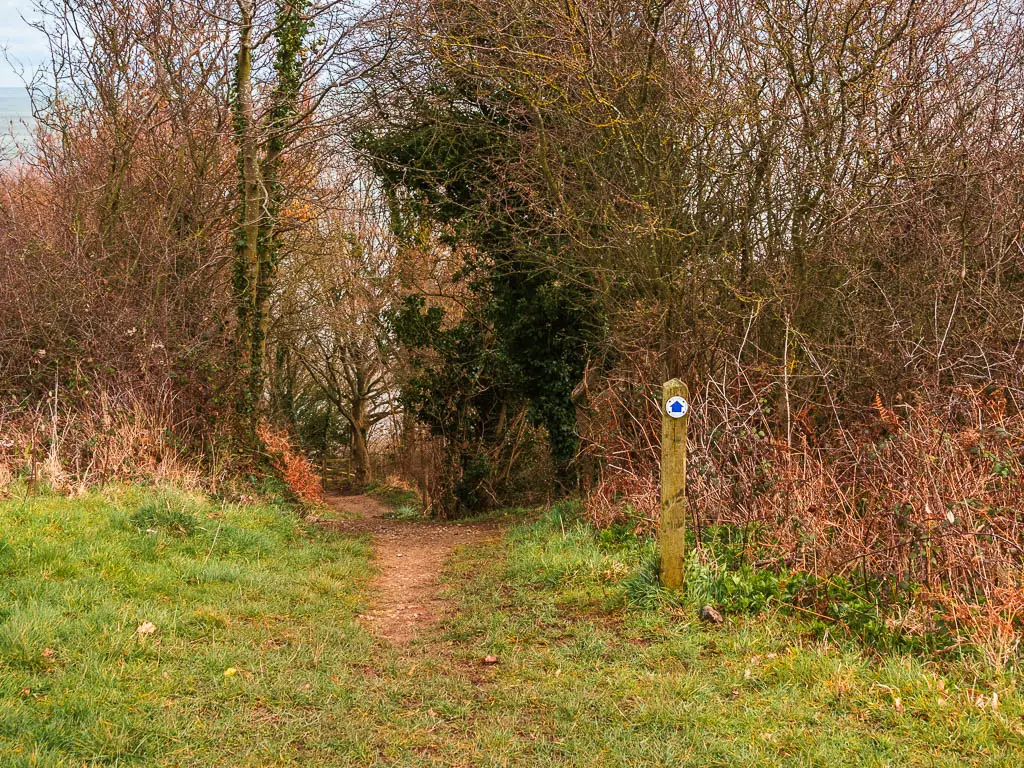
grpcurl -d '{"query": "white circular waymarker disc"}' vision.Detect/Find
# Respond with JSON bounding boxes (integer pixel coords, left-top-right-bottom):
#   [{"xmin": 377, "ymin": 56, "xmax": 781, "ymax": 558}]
[{"xmin": 665, "ymin": 396, "xmax": 689, "ymax": 418}]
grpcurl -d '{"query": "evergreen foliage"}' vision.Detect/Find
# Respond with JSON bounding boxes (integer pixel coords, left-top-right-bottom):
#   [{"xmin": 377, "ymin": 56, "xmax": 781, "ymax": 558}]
[{"xmin": 359, "ymin": 88, "xmax": 600, "ymax": 508}]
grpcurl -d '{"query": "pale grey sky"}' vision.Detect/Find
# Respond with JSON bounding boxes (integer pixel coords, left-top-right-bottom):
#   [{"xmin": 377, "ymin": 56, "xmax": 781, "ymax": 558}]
[{"xmin": 0, "ymin": 0, "xmax": 46, "ymax": 88}]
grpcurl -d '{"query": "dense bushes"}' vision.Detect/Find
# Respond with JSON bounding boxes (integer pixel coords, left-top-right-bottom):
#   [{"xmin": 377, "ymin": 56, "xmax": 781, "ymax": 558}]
[
  {"xmin": 0, "ymin": 0, "xmax": 237, "ymax": 488},
  {"xmin": 582, "ymin": 375, "xmax": 1024, "ymax": 656},
  {"xmin": 0, "ymin": 0, "xmax": 376, "ymax": 491}
]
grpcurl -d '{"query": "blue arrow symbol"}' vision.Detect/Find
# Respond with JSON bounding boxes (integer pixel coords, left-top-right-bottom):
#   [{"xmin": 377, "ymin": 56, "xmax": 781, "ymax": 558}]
[{"xmin": 670, "ymin": 401, "xmax": 684, "ymax": 414}]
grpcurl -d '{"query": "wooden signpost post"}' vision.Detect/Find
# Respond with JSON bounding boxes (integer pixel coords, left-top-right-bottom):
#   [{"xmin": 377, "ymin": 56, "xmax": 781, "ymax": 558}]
[{"xmin": 660, "ymin": 379, "xmax": 689, "ymax": 589}]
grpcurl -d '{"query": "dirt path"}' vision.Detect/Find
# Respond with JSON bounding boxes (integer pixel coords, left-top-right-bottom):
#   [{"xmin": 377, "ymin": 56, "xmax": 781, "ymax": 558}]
[{"xmin": 321, "ymin": 493, "xmax": 500, "ymax": 644}]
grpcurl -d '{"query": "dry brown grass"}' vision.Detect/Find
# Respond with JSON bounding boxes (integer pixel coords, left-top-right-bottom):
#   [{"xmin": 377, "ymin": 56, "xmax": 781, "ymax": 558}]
[
  {"xmin": 0, "ymin": 394, "xmax": 328, "ymax": 509},
  {"xmin": 0, "ymin": 385, "xmax": 210, "ymax": 495}
]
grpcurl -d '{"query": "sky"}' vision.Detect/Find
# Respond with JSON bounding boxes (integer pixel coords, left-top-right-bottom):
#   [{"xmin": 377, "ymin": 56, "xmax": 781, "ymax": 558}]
[{"xmin": 0, "ymin": 0, "xmax": 46, "ymax": 88}]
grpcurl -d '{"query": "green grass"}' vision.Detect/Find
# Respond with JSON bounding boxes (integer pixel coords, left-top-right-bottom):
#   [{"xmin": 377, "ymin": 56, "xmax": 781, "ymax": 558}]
[
  {"xmin": 433, "ymin": 505, "xmax": 1024, "ymax": 765},
  {"xmin": 381, "ymin": 504, "xmax": 424, "ymax": 521},
  {"xmin": 1, "ymin": 491, "xmax": 1021, "ymax": 766},
  {"xmin": 366, "ymin": 482, "xmax": 422, "ymax": 514},
  {"xmin": 0, "ymin": 486, "xmax": 373, "ymax": 766}
]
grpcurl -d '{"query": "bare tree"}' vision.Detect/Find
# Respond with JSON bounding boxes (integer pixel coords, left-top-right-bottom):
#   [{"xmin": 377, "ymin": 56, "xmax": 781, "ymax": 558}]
[
  {"xmin": 271, "ymin": 181, "xmax": 400, "ymax": 484},
  {"xmin": 228, "ymin": 0, "xmax": 394, "ymax": 435}
]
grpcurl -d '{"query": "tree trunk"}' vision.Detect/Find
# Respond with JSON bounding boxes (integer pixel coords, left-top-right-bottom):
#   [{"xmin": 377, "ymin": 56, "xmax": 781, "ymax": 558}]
[
  {"xmin": 351, "ymin": 412, "xmax": 372, "ymax": 486},
  {"xmin": 245, "ymin": 0, "xmax": 310, "ymax": 434},
  {"xmin": 231, "ymin": 0, "xmax": 260, "ymax": 431}
]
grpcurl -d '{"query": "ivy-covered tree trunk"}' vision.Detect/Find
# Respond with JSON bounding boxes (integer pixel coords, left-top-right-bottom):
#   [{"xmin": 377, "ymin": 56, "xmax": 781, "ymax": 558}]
[
  {"xmin": 231, "ymin": 0, "xmax": 260, "ymax": 433},
  {"xmin": 248, "ymin": 0, "xmax": 308, "ymax": 426},
  {"xmin": 231, "ymin": 0, "xmax": 309, "ymax": 439}
]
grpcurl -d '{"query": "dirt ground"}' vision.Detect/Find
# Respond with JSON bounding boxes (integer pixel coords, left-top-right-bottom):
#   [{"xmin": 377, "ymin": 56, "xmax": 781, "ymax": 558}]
[{"xmin": 321, "ymin": 494, "xmax": 501, "ymax": 644}]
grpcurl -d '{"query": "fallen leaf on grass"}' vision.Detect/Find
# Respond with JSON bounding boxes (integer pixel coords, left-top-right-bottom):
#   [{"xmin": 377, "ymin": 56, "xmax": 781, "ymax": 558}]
[
  {"xmin": 136, "ymin": 621, "xmax": 157, "ymax": 636},
  {"xmin": 975, "ymin": 692, "xmax": 999, "ymax": 711},
  {"xmin": 224, "ymin": 667, "xmax": 238, "ymax": 677}
]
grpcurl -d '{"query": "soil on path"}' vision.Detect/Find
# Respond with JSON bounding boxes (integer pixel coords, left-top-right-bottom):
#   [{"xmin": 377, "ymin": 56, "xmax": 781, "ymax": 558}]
[{"xmin": 321, "ymin": 493, "xmax": 500, "ymax": 644}]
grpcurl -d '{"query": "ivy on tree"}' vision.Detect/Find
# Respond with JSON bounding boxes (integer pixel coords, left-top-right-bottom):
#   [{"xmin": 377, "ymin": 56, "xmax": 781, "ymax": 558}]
[{"xmin": 360, "ymin": 86, "xmax": 601, "ymax": 509}]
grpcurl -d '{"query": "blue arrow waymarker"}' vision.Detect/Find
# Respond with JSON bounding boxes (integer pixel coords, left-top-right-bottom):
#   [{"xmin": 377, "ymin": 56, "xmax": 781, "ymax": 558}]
[{"xmin": 665, "ymin": 395, "xmax": 689, "ymax": 419}]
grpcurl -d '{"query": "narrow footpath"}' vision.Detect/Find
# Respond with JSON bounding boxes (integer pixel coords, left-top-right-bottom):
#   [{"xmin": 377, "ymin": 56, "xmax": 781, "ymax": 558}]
[{"xmin": 322, "ymin": 494, "xmax": 500, "ymax": 643}]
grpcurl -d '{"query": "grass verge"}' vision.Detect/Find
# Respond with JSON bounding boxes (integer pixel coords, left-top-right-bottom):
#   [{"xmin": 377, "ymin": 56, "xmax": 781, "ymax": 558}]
[
  {"xmin": 424, "ymin": 503, "xmax": 1023, "ymax": 766},
  {"xmin": 0, "ymin": 486, "xmax": 372, "ymax": 766},
  {"xmin": 1, "ymin": 492, "xmax": 1021, "ymax": 765}
]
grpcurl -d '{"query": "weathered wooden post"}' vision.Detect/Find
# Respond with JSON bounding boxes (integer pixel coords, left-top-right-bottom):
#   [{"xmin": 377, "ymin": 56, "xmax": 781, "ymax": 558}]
[{"xmin": 660, "ymin": 379, "xmax": 689, "ymax": 589}]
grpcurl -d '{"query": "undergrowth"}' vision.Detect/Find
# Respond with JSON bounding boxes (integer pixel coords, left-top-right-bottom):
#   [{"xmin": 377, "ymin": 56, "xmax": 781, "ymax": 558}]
[
  {"xmin": 585, "ymin": 386, "xmax": 1024, "ymax": 662},
  {"xmin": 544, "ymin": 500, "xmax": 1017, "ymax": 666}
]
